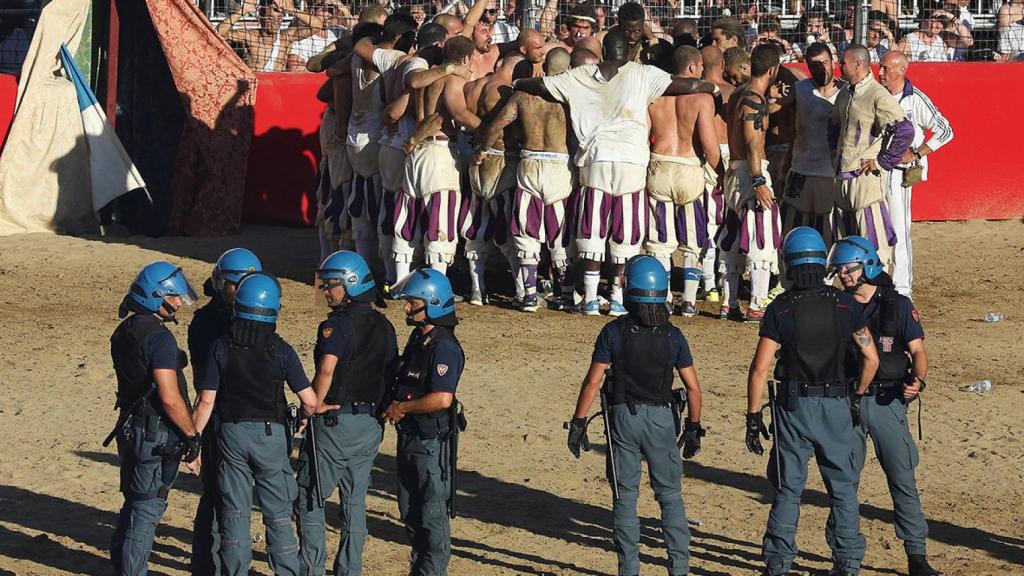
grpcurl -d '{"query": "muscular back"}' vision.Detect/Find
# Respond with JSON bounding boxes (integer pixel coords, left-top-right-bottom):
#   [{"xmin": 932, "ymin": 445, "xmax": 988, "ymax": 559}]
[
  {"xmin": 649, "ymin": 92, "xmax": 712, "ymax": 158},
  {"xmin": 517, "ymin": 94, "xmax": 570, "ymax": 153},
  {"xmin": 478, "ymin": 75, "xmax": 519, "ymax": 151}
]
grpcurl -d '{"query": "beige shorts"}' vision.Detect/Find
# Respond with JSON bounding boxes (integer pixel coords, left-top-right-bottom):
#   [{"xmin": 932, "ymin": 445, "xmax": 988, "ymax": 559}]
[
  {"xmin": 517, "ymin": 151, "xmax": 573, "ymax": 205},
  {"xmin": 404, "ymin": 140, "xmax": 461, "ymax": 199},
  {"xmin": 469, "ymin": 149, "xmax": 519, "ymax": 201},
  {"xmin": 646, "ymin": 153, "xmax": 706, "ymax": 205},
  {"xmin": 346, "ymin": 138, "xmax": 380, "ymax": 178},
  {"xmin": 579, "ymin": 161, "xmax": 646, "ymax": 196},
  {"xmin": 724, "ymin": 159, "xmax": 772, "ymax": 211},
  {"xmin": 378, "ymin": 145, "xmax": 406, "ymax": 193},
  {"xmin": 836, "ymin": 170, "xmax": 887, "ymax": 212}
]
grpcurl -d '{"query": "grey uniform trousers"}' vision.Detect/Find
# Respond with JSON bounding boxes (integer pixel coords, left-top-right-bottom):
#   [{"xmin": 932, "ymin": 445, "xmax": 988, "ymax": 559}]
[
  {"xmin": 397, "ymin": 430, "xmax": 451, "ymax": 576},
  {"xmin": 764, "ymin": 396, "xmax": 866, "ymax": 576},
  {"xmin": 825, "ymin": 389, "xmax": 928, "ymax": 556},
  {"xmin": 191, "ymin": 426, "xmax": 222, "ymax": 575},
  {"xmin": 217, "ymin": 421, "xmax": 301, "ymax": 576},
  {"xmin": 110, "ymin": 416, "xmax": 180, "ymax": 576},
  {"xmin": 295, "ymin": 413, "xmax": 383, "ymax": 576},
  {"xmin": 608, "ymin": 403, "xmax": 691, "ymax": 576}
]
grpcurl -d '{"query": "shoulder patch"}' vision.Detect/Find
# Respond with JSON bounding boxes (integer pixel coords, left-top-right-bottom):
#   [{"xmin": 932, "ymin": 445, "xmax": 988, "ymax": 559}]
[
  {"xmin": 911, "ymin": 308, "xmax": 921, "ymax": 323},
  {"xmin": 322, "ymin": 327, "xmax": 334, "ymax": 339},
  {"xmin": 436, "ymin": 363, "xmax": 449, "ymax": 377}
]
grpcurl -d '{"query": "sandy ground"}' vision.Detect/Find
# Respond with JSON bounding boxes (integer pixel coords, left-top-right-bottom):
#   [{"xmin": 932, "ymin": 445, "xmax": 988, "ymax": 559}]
[{"xmin": 0, "ymin": 219, "xmax": 1022, "ymax": 576}]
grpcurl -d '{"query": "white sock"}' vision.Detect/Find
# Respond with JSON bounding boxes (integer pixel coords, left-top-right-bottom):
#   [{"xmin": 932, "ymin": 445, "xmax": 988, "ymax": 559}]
[
  {"xmin": 656, "ymin": 255, "xmax": 673, "ymax": 303},
  {"xmin": 583, "ymin": 270, "xmax": 601, "ymax": 303},
  {"xmin": 723, "ymin": 272, "xmax": 740, "ymax": 308},
  {"xmin": 508, "ymin": 254, "xmax": 524, "ymax": 300},
  {"xmin": 394, "ymin": 260, "xmax": 411, "ymax": 283},
  {"xmin": 701, "ymin": 249, "xmax": 717, "ymax": 291},
  {"xmin": 611, "ymin": 279, "xmax": 623, "ymax": 305},
  {"xmin": 469, "ymin": 257, "xmax": 487, "ymax": 296},
  {"xmin": 683, "ymin": 278, "xmax": 699, "ymax": 306},
  {"xmin": 430, "ymin": 261, "xmax": 447, "ymax": 275},
  {"xmin": 750, "ymin": 269, "xmax": 771, "ymax": 310}
]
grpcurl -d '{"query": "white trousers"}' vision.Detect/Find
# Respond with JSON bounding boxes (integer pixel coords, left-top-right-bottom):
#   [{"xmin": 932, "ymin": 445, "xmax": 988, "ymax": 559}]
[{"xmin": 887, "ymin": 172, "xmax": 914, "ymax": 297}]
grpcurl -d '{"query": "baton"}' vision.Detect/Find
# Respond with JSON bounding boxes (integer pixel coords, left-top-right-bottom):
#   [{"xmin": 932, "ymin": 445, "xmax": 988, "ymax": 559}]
[
  {"xmin": 307, "ymin": 415, "xmax": 325, "ymax": 508},
  {"xmin": 766, "ymin": 381, "xmax": 783, "ymax": 491},
  {"xmin": 600, "ymin": 371, "xmax": 619, "ymax": 501}
]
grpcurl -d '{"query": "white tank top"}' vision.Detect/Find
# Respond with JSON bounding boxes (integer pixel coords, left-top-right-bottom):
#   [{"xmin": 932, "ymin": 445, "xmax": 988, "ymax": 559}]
[{"xmin": 905, "ymin": 33, "xmax": 950, "ymax": 62}]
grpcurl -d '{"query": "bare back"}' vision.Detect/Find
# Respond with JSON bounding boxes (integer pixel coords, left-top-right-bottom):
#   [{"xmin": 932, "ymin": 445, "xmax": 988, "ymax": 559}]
[
  {"xmin": 649, "ymin": 92, "xmax": 704, "ymax": 158},
  {"xmin": 727, "ymin": 83, "xmax": 769, "ymax": 163},
  {"xmin": 713, "ymin": 80, "xmax": 735, "ymax": 147},
  {"xmin": 517, "ymin": 94, "xmax": 569, "ymax": 153},
  {"xmin": 478, "ymin": 74, "xmax": 519, "ymax": 150},
  {"xmin": 422, "ymin": 76, "xmax": 453, "ymax": 138}
]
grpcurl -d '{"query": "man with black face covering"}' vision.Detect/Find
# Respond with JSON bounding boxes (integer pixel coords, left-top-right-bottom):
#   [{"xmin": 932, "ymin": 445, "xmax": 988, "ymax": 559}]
[{"xmin": 779, "ymin": 42, "xmax": 845, "ymax": 246}]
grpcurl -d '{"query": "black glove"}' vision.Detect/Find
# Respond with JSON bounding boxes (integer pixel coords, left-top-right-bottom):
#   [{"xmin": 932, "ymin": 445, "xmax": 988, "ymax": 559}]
[
  {"xmin": 745, "ymin": 412, "xmax": 770, "ymax": 455},
  {"xmin": 567, "ymin": 417, "xmax": 591, "ymax": 459},
  {"xmin": 849, "ymin": 393, "xmax": 864, "ymax": 427},
  {"xmin": 680, "ymin": 420, "xmax": 705, "ymax": 459},
  {"xmin": 181, "ymin": 433, "xmax": 202, "ymax": 463}
]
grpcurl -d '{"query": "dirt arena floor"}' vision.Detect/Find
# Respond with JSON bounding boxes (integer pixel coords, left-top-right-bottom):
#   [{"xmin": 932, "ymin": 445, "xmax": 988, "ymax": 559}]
[{"xmin": 0, "ymin": 219, "xmax": 1022, "ymax": 575}]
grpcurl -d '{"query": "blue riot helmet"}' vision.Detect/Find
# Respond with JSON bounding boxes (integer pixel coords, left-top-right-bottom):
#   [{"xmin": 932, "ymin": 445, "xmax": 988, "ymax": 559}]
[
  {"xmin": 826, "ymin": 235, "xmax": 883, "ymax": 282},
  {"xmin": 624, "ymin": 255, "xmax": 669, "ymax": 304},
  {"xmin": 391, "ymin": 268, "xmax": 456, "ymax": 324},
  {"xmin": 233, "ymin": 272, "xmax": 281, "ymax": 324},
  {"xmin": 212, "ymin": 248, "xmax": 262, "ymax": 294},
  {"xmin": 129, "ymin": 261, "xmax": 198, "ymax": 314},
  {"xmin": 781, "ymin": 226, "xmax": 828, "ymax": 268},
  {"xmin": 316, "ymin": 250, "xmax": 376, "ymax": 299}
]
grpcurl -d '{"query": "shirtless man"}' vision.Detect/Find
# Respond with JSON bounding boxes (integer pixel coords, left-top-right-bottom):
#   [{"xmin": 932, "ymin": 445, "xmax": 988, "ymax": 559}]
[
  {"xmin": 460, "ymin": 55, "xmax": 529, "ymax": 306},
  {"xmin": 217, "ymin": 0, "xmax": 323, "ymax": 72},
  {"xmin": 476, "ymin": 49, "xmax": 574, "ymax": 312},
  {"xmin": 644, "ymin": 46, "xmax": 721, "ymax": 318},
  {"xmin": 515, "ymin": 31, "xmax": 716, "ymax": 316},
  {"xmin": 397, "ymin": 37, "xmax": 481, "ymax": 276},
  {"xmin": 717, "ymin": 44, "xmax": 783, "ymax": 323},
  {"xmin": 699, "ymin": 45, "xmax": 734, "ymax": 303},
  {"xmin": 570, "ymin": 47, "xmax": 600, "ymax": 67},
  {"xmin": 723, "ymin": 47, "xmax": 751, "ymax": 86}
]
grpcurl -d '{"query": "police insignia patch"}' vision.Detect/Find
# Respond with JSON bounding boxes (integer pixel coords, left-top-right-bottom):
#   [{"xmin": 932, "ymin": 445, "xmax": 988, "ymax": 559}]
[
  {"xmin": 322, "ymin": 327, "xmax": 333, "ymax": 339},
  {"xmin": 911, "ymin": 308, "xmax": 921, "ymax": 322},
  {"xmin": 436, "ymin": 364, "xmax": 449, "ymax": 377}
]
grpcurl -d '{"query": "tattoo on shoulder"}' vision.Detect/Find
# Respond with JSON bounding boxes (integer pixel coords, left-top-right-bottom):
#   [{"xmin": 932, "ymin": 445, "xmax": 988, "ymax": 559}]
[{"xmin": 854, "ymin": 327, "xmax": 872, "ymax": 348}]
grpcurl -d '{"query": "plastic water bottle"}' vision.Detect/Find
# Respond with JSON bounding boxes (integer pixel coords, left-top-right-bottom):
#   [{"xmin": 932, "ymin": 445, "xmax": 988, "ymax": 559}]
[
  {"xmin": 966, "ymin": 380, "xmax": 993, "ymax": 393},
  {"xmin": 984, "ymin": 312, "xmax": 1007, "ymax": 322}
]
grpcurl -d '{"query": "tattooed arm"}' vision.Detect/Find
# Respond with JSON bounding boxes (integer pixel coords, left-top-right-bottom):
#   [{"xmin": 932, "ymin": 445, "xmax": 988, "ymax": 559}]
[
  {"xmin": 851, "ymin": 326, "xmax": 879, "ymax": 395},
  {"xmin": 742, "ymin": 91, "xmax": 772, "ymax": 209},
  {"xmin": 473, "ymin": 94, "xmax": 520, "ymax": 164}
]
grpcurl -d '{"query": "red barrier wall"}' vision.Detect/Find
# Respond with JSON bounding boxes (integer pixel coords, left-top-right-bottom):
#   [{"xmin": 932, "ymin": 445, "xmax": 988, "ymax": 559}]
[
  {"xmin": 0, "ymin": 74, "xmax": 16, "ymax": 151},
  {"xmin": 242, "ymin": 72, "xmax": 326, "ymax": 226}
]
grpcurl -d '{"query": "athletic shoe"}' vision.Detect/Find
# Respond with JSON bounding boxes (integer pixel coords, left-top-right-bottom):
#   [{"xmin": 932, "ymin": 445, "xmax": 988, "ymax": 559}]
[
  {"xmin": 538, "ymin": 279, "xmax": 554, "ymax": 295},
  {"xmin": 469, "ymin": 290, "xmax": 486, "ymax": 307},
  {"xmin": 608, "ymin": 301, "xmax": 627, "ymax": 317},
  {"xmin": 676, "ymin": 302, "xmax": 697, "ymax": 317},
  {"xmin": 452, "ymin": 294, "xmax": 464, "ymax": 304},
  {"xmin": 521, "ymin": 294, "xmax": 539, "ymax": 313},
  {"xmin": 705, "ymin": 289, "xmax": 720, "ymax": 304},
  {"xmin": 581, "ymin": 300, "xmax": 601, "ymax": 316},
  {"xmin": 745, "ymin": 307, "xmax": 765, "ymax": 323},
  {"xmin": 720, "ymin": 305, "xmax": 743, "ymax": 321}
]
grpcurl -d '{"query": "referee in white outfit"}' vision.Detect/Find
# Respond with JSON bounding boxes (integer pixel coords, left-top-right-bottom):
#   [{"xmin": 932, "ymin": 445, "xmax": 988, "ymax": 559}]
[{"xmin": 878, "ymin": 51, "xmax": 954, "ymax": 298}]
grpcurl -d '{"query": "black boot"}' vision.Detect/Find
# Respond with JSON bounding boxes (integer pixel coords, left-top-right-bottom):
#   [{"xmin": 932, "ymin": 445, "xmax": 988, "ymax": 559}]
[{"xmin": 908, "ymin": 554, "xmax": 940, "ymax": 576}]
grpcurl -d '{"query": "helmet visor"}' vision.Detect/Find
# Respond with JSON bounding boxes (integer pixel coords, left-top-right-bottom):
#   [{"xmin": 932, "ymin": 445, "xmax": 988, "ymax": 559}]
[
  {"xmin": 157, "ymin": 268, "xmax": 198, "ymax": 306},
  {"xmin": 389, "ymin": 271, "xmax": 420, "ymax": 301},
  {"xmin": 825, "ymin": 244, "xmax": 863, "ymax": 278}
]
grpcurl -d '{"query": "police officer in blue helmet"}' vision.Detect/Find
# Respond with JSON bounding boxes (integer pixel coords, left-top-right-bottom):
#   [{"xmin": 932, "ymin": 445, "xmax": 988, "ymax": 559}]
[
  {"xmin": 295, "ymin": 250, "xmax": 397, "ymax": 576},
  {"xmin": 109, "ymin": 262, "xmax": 201, "ymax": 574},
  {"xmin": 823, "ymin": 236, "xmax": 937, "ymax": 576},
  {"xmin": 566, "ymin": 255, "xmax": 705, "ymax": 576},
  {"xmin": 383, "ymin": 268, "xmax": 465, "ymax": 576},
  {"xmin": 187, "ymin": 247, "xmax": 261, "ymax": 575},
  {"xmin": 191, "ymin": 272, "xmax": 318, "ymax": 575},
  {"xmin": 745, "ymin": 227, "xmax": 880, "ymax": 576}
]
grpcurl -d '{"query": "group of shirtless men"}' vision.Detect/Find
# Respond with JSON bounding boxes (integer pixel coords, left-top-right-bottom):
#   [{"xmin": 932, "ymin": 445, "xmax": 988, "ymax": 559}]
[{"xmin": 312, "ymin": 0, "xmax": 909, "ymax": 321}]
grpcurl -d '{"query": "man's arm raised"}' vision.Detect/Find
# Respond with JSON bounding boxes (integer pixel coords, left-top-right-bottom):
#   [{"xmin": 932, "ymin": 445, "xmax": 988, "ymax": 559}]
[
  {"xmin": 474, "ymin": 95, "xmax": 520, "ymax": 163},
  {"xmin": 513, "ymin": 77, "xmax": 551, "ymax": 98},
  {"xmin": 663, "ymin": 77, "xmax": 717, "ymax": 97},
  {"xmin": 461, "ymin": 0, "xmax": 489, "ymax": 38}
]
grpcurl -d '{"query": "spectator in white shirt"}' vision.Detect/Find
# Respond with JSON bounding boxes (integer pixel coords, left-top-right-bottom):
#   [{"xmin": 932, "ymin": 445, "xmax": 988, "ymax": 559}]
[{"xmin": 998, "ymin": 18, "xmax": 1024, "ymax": 59}]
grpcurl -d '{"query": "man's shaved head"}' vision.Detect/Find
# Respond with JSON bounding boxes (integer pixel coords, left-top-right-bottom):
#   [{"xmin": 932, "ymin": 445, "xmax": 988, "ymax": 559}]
[
  {"xmin": 434, "ymin": 13, "xmax": 463, "ymax": 38},
  {"xmin": 570, "ymin": 48, "xmax": 600, "ymax": 67},
  {"xmin": 603, "ymin": 29, "xmax": 629, "ymax": 63},
  {"xmin": 574, "ymin": 35, "xmax": 602, "ymax": 59},
  {"xmin": 880, "ymin": 49, "xmax": 908, "ymax": 69},
  {"xmin": 544, "ymin": 47, "xmax": 571, "ymax": 75},
  {"xmin": 359, "ymin": 4, "xmax": 388, "ymax": 24},
  {"xmin": 672, "ymin": 45, "xmax": 702, "ymax": 75},
  {"xmin": 518, "ymin": 28, "xmax": 547, "ymax": 63},
  {"xmin": 845, "ymin": 44, "xmax": 870, "ymax": 67},
  {"xmin": 700, "ymin": 46, "xmax": 723, "ymax": 70},
  {"xmin": 878, "ymin": 49, "xmax": 909, "ymax": 87},
  {"xmin": 840, "ymin": 43, "xmax": 871, "ymax": 83}
]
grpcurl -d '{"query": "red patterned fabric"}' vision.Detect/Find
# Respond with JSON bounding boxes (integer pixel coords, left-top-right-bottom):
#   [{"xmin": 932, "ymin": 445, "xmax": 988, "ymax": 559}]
[{"xmin": 146, "ymin": 0, "xmax": 257, "ymax": 235}]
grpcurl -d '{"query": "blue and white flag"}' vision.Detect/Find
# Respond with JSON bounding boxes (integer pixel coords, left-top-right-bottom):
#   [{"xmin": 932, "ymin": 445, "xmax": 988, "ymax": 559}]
[{"xmin": 58, "ymin": 43, "xmax": 148, "ymax": 212}]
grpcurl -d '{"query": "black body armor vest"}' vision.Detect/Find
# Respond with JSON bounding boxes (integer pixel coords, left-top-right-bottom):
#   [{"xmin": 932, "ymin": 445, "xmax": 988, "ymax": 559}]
[
  {"xmin": 321, "ymin": 307, "xmax": 394, "ymax": 406},
  {"xmin": 868, "ymin": 286, "xmax": 911, "ymax": 383},
  {"xmin": 774, "ymin": 287, "xmax": 850, "ymax": 386},
  {"xmin": 216, "ymin": 333, "xmax": 287, "ymax": 423},
  {"xmin": 111, "ymin": 314, "xmax": 189, "ymax": 416},
  {"xmin": 610, "ymin": 317, "xmax": 675, "ymax": 405}
]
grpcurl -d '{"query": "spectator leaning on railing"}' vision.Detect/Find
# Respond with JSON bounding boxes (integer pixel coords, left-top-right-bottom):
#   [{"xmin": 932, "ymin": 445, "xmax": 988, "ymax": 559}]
[
  {"xmin": 286, "ymin": 1, "xmax": 348, "ymax": 71},
  {"xmin": 217, "ymin": 0, "xmax": 324, "ymax": 72}
]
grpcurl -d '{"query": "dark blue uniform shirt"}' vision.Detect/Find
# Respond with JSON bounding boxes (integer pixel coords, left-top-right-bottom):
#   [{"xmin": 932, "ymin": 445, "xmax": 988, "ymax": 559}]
[
  {"xmin": 145, "ymin": 329, "xmax": 181, "ymax": 372},
  {"xmin": 591, "ymin": 318, "xmax": 694, "ymax": 369},
  {"xmin": 314, "ymin": 303, "xmax": 398, "ymax": 362},
  {"xmin": 187, "ymin": 298, "xmax": 232, "ymax": 388},
  {"xmin": 199, "ymin": 338, "xmax": 311, "ymax": 393},
  {"xmin": 861, "ymin": 289, "xmax": 925, "ymax": 343},
  {"xmin": 759, "ymin": 290, "xmax": 868, "ymax": 344},
  {"xmin": 409, "ymin": 328, "xmax": 463, "ymax": 394}
]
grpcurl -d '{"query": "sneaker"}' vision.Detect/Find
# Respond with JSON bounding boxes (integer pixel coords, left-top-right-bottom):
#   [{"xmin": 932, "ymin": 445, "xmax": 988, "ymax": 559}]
[
  {"xmin": 469, "ymin": 290, "xmax": 487, "ymax": 307},
  {"xmin": 538, "ymin": 278, "xmax": 554, "ymax": 295},
  {"xmin": 705, "ymin": 289, "xmax": 720, "ymax": 304},
  {"xmin": 452, "ymin": 294, "xmax": 464, "ymax": 304},
  {"xmin": 608, "ymin": 300, "xmax": 627, "ymax": 317},
  {"xmin": 745, "ymin": 307, "xmax": 765, "ymax": 323},
  {"xmin": 720, "ymin": 305, "xmax": 743, "ymax": 321},
  {"xmin": 581, "ymin": 300, "xmax": 601, "ymax": 316},
  {"xmin": 764, "ymin": 284, "xmax": 785, "ymax": 306},
  {"xmin": 676, "ymin": 302, "xmax": 697, "ymax": 318},
  {"xmin": 907, "ymin": 555, "xmax": 940, "ymax": 576},
  {"xmin": 521, "ymin": 294, "xmax": 539, "ymax": 313}
]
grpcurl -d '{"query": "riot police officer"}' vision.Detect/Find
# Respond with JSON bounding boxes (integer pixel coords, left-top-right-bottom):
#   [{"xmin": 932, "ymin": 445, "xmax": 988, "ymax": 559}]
[
  {"xmin": 745, "ymin": 227, "xmax": 880, "ymax": 576},
  {"xmin": 383, "ymin": 268, "xmax": 465, "ymax": 576},
  {"xmin": 295, "ymin": 250, "xmax": 398, "ymax": 576},
  {"xmin": 109, "ymin": 261, "xmax": 201, "ymax": 574},
  {"xmin": 566, "ymin": 255, "xmax": 705, "ymax": 576},
  {"xmin": 824, "ymin": 236, "xmax": 938, "ymax": 576},
  {"xmin": 187, "ymin": 247, "xmax": 261, "ymax": 575},
  {"xmin": 191, "ymin": 272, "xmax": 318, "ymax": 576}
]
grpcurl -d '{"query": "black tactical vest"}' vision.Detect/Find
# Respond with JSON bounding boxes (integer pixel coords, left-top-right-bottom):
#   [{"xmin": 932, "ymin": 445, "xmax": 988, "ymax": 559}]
[
  {"xmin": 393, "ymin": 327, "xmax": 463, "ymax": 436},
  {"xmin": 216, "ymin": 333, "xmax": 287, "ymax": 423},
  {"xmin": 322, "ymin": 307, "xmax": 394, "ymax": 406},
  {"xmin": 774, "ymin": 286, "xmax": 849, "ymax": 386},
  {"xmin": 110, "ymin": 314, "xmax": 189, "ymax": 416},
  {"xmin": 868, "ymin": 286, "xmax": 911, "ymax": 383},
  {"xmin": 610, "ymin": 317, "xmax": 675, "ymax": 405}
]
